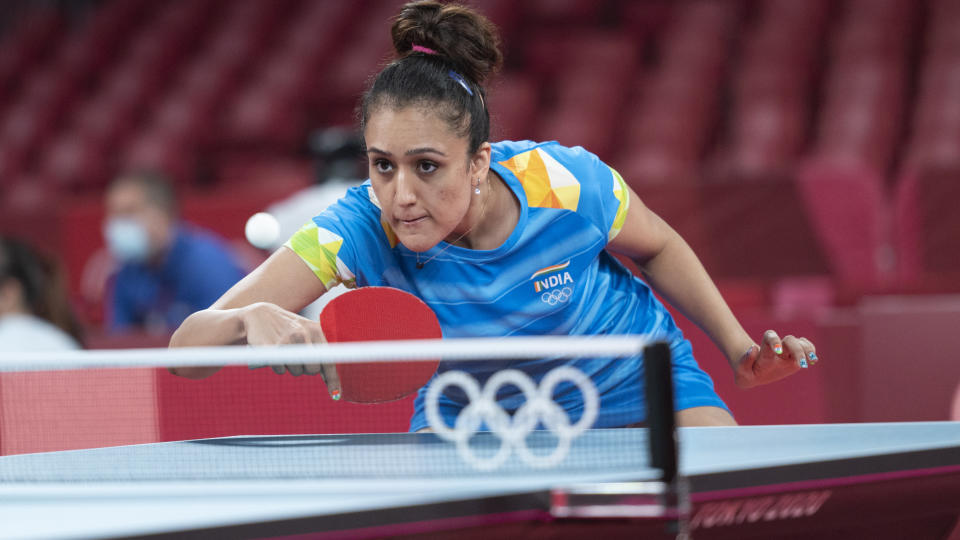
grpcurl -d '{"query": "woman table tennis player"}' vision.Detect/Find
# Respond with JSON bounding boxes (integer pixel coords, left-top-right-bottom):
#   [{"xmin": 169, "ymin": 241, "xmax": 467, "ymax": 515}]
[{"xmin": 170, "ymin": 0, "xmax": 818, "ymax": 429}]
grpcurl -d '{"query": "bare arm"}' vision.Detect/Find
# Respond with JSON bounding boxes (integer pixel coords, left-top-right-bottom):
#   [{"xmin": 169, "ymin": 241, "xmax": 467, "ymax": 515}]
[
  {"xmin": 607, "ymin": 188, "xmax": 816, "ymax": 388},
  {"xmin": 168, "ymin": 247, "xmax": 329, "ymax": 378},
  {"xmin": 608, "ymin": 190, "xmax": 753, "ymax": 367}
]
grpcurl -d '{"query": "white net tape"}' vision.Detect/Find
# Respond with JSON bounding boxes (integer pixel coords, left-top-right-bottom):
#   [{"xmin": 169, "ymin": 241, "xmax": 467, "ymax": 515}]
[{"xmin": 0, "ymin": 335, "xmax": 650, "ymax": 372}]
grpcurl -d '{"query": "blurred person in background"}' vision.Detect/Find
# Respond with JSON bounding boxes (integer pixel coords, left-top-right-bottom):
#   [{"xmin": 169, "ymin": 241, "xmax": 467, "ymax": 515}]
[
  {"xmin": 103, "ymin": 170, "xmax": 246, "ymax": 334},
  {"xmin": 264, "ymin": 127, "xmax": 366, "ymax": 319},
  {"xmin": 0, "ymin": 235, "xmax": 83, "ymax": 351},
  {"xmin": 266, "ymin": 127, "xmax": 366, "ymax": 250}
]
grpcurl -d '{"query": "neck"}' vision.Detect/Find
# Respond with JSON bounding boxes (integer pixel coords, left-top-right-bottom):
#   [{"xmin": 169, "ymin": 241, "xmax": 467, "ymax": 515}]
[
  {"xmin": 452, "ymin": 170, "xmax": 518, "ymax": 251},
  {"xmin": 147, "ymin": 225, "xmax": 176, "ymax": 266},
  {"xmin": 0, "ymin": 285, "xmax": 27, "ymax": 317},
  {"xmin": 443, "ymin": 180, "xmax": 489, "ymax": 250},
  {"xmin": 415, "ymin": 171, "xmax": 518, "ymax": 270}
]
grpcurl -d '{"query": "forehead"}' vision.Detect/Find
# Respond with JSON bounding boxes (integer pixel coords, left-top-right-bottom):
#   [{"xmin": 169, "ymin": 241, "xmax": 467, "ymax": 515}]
[
  {"xmin": 106, "ymin": 181, "xmax": 149, "ymax": 210},
  {"xmin": 364, "ymin": 105, "xmax": 467, "ymax": 151}
]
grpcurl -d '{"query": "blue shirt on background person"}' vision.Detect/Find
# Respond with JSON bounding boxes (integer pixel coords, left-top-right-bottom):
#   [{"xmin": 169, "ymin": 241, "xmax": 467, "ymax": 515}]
[
  {"xmin": 109, "ymin": 225, "xmax": 246, "ymax": 333},
  {"xmin": 103, "ymin": 171, "xmax": 246, "ymax": 334}
]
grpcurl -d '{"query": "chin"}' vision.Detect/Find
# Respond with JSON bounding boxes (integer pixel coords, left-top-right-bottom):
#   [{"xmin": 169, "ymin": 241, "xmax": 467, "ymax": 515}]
[{"xmin": 396, "ymin": 233, "xmax": 438, "ymax": 253}]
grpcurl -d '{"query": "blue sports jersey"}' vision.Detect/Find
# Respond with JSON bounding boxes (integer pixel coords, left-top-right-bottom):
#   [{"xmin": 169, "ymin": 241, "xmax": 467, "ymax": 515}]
[{"xmin": 286, "ymin": 140, "xmax": 729, "ymax": 430}]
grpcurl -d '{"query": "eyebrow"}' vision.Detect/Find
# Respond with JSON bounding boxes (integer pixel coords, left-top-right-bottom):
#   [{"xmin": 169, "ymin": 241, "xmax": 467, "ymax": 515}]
[{"xmin": 366, "ymin": 146, "xmax": 447, "ymax": 157}]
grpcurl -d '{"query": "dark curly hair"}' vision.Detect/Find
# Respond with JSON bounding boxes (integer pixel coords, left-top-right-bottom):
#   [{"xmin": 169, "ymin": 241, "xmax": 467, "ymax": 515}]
[{"xmin": 360, "ymin": 1, "xmax": 503, "ymax": 155}]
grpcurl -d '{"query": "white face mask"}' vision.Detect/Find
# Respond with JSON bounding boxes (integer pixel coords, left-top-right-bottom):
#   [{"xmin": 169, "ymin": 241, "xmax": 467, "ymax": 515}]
[{"xmin": 104, "ymin": 218, "xmax": 151, "ymax": 263}]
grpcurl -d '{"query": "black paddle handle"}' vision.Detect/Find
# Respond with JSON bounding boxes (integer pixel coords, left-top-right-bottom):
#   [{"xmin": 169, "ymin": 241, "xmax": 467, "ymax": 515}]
[{"xmin": 644, "ymin": 341, "xmax": 678, "ymax": 483}]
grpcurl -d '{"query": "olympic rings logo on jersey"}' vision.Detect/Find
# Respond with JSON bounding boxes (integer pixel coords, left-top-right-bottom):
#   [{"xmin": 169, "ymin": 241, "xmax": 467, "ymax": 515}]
[
  {"xmin": 425, "ymin": 366, "xmax": 599, "ymax": 471},
  {"xmin": 541, "ymin": 286, "xmax": 573, "ymax": 305}
]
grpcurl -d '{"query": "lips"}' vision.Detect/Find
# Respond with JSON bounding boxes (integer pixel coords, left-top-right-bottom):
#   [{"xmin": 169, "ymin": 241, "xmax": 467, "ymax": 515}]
[{"xmin": 397, "ymin": 216, "xmax": 427, "ymax": 226}]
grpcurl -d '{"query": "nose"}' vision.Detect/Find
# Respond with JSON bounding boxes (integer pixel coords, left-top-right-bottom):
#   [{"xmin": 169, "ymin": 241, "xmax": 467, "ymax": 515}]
[{"xmin": 395, "ymin": 169, "xmax": 417, "ymax": 207}]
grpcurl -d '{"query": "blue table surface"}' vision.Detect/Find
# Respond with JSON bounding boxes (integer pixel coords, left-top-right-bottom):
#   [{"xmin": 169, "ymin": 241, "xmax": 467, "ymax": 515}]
[{"xmin": 1, "ymin": 422, "xmax": 958, "ymax": 540}]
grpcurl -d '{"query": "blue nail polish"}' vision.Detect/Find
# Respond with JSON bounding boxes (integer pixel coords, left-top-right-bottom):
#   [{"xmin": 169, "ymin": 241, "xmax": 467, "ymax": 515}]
[
  {"xmin": 809, "ymin": 353, "xmax": 818, "ymax": 362},
  {"xmin": 799, "ymin": 357, "xmax": 808, "ymax": 368}
]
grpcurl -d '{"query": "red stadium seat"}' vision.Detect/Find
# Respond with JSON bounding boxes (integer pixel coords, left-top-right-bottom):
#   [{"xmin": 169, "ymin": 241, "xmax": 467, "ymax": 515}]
[
  {"xmin": 51, "ymin": 0, "xmax": 150, "ymax": 84},
  {"xmin": 202, "ymin": 31, "xmax": 258, "ymax": 80},
  {"xmin": 285, "ymin": 0, "xmax": 358, "ymax": 56},
  {"xmin": 621, "ymin": 0, "xmax": 673, "ymax": 38},
  {"xmin": 536, "ymin": 108, "xmax": 616, "ymax": 163},
  {"xmin": 912, "ymin": 93, "xmax": 960, "ymax": 140},
  {"xmin": 470, "ymin": 0, "xmax": 521, "ymax": 46},
  {"xmin": 41, "ymin": 132, "xmax": 110, "ymax": 192},
  {"xmin": 624, "ymin": 100, "xmax": 706, "ymax": 162},
  {"xmin": 894, "ymin": 168, "xmax": 960, "ymax": 284},
  {"xmin": 795, "ymin": 159, "xmax": 892, "ymax": 289},
  {"xmin": 0, "ymin": 99, "xmax": 60, "ymax": 163},
  {"xmin": 17, "ymin": 66, "xmax": 76, "ymax": 123},
  {"xmin": 0, "ymin": 8, "xmax": 64, "ymax": 105},
  {"xmin": 487, "ymin": 74, "xmax": 540, "ymax": 142},
  {"xmin": 313, "ymin": 2, "xmax": 395, "ymax": 112},
  {"xmin": 618, "ymin": 143, "xmax": 699, "ymax": 186},
  {"xmin": 902, "ymin": 128, "xmax": 960, "ymax": 175},
  {"xmin": 0, "ymin": 142, "xmax": 30, "ymax": 184},
  {"xmin": 173, "ymin": 61, "xmax": 239, "ymax": 116},
  {"xmin": 151, "ymin": 95, "xmax": 216, "ymax": 148},
  {"xmin": 221, "ymin": 87, "xmax": 305, "ymax": 151},
  {"xmin": 252, "ymin": 55, "xmax": 314, "ymax": 106},
  {"xmin": 523, "ymin": 0, "xmax": 605, "ymax": 26},
  {"xmin": 122, "ymin": 130, "xmax": 197, "ymax": 186},
  {"xmin": 719, "ymin": 97, "xmax": 806, "ymax": 179},
  {"xmin": 72, "ymin": 94, "xmax": 139, "ymax": 150},
  {"xmin": 523, "ymin": 31, "xmax": 575, "ymax": 81}
]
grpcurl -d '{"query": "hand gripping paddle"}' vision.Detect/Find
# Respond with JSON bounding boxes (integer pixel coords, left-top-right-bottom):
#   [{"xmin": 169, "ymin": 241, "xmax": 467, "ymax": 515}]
[{"xmin": 249, "ymin": 287, "xmax": 441, "ymax": 402}]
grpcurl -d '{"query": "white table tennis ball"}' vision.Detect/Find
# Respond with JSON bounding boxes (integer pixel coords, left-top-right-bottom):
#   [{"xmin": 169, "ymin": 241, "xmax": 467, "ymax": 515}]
[{"xmin": 245, "ymin": 212, "xmax": 280, "ymax": 249}]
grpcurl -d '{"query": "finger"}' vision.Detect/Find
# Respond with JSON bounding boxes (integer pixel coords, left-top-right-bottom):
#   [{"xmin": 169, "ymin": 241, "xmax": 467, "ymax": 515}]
[
  {"xmin": 321, "ymin": 364, "xmax": 342, "ymax": 400},
  {"xmin": 271, "ymin": 365, "xmax": 287, "ymax": 375},
  {"xmin": 310, "ymin": 322, "xmax": 328, "ymax": 344},
  {"xmin": 288, "ymin": 331, "xmax": 306, "ymax": 345},
  {"xmin": 761, "ymin": 330, "xmax": 783, "ymax": 357},
  {"xmin": 798, "ymin": 337, "xmax": 819, "ymax": 365},
  {"xmin": 303, "ymin": 363, "xmax": 324, "ymax": 376},
  {"xmin": 737, "ymin": 343, "xmax": 759, "ymax": 371},
  {"xmin": 287, "ymin": 364, "xmax": 304, "ymax": 377},
  {"xmin": 782, "ymin": 335, "xmax": 808, "ymax": 369}
]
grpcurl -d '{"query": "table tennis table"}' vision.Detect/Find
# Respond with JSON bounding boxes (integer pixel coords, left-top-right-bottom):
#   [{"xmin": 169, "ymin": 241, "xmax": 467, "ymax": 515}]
[{"xmin": 1, "ymin": 422, "xmax": 959, "ymax": 539}]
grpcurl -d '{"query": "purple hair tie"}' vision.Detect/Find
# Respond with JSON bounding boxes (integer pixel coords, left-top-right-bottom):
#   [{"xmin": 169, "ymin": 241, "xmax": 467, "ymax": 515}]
[{"xmin": 412, "ymin": 44, "xmax": 437, "ymax": 55}]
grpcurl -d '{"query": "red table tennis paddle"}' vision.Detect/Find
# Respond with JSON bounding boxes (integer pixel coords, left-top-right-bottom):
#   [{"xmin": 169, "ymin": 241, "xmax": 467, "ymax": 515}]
[{"xmin": 318, "ymin": 286, "xmax": 441, "ymax": 403}]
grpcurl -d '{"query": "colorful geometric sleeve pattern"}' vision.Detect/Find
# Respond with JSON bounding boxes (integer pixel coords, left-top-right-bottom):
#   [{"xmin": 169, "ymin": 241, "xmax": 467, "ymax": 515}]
[
  {"xmin": 285, "ymin": 223, "xmax": 357, "ymax": 289},
  {"xmin": 496, "ymin": 142, "xmax": 630, "ymax": 242},
  {"xmin": 499, "ymin": 147, "xmax": 581, "ymax": 211},
  {"xmin": 608, "ymin": 167, "xmax": 630, "ymax": 241},
  {"xmin": 366, "ymin": 185, "xmax": 398, "ymax": 248}
]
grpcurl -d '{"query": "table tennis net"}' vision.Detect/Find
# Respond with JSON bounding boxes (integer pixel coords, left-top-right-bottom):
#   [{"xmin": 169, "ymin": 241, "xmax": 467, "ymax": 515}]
[{"xmin": 0, "ymin": 335, "xmax": 662, "ymax": 480}]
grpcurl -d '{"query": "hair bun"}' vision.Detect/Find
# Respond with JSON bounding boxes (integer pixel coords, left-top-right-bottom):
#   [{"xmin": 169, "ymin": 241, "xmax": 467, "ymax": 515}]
[{"xmin": 392, "ymin": 0, "xmax": 503, "ymax": 86}]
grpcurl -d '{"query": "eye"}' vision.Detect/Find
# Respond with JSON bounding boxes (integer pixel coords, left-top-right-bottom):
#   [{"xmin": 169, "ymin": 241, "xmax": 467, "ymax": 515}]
[
  {"xmin": 417, "ymin": 161, "xmax": 438, "ymax": 174},
  {"xmin": 372, "ymin": 159, "xmax": 393, "ymax": 174}
]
